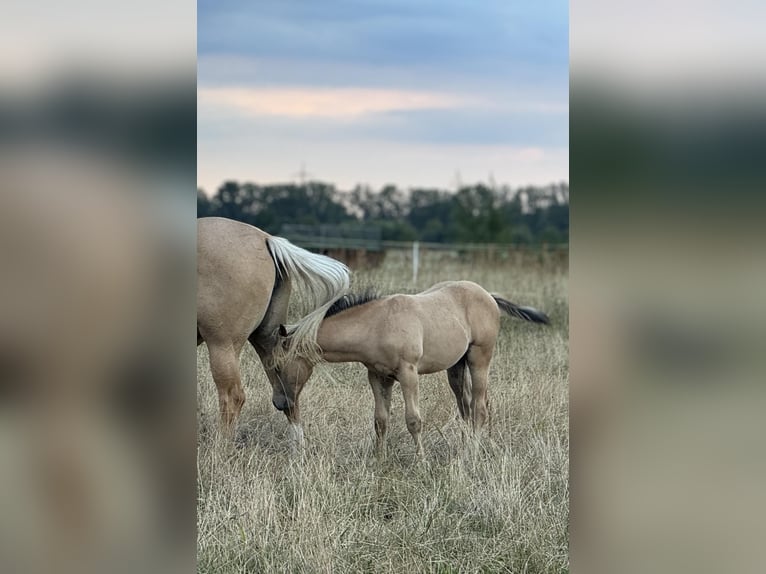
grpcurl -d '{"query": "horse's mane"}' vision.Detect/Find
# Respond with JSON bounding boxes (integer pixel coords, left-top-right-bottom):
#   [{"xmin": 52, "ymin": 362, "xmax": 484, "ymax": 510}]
[
  {"xmin": 271, "ymin": 287, "xmax": 382, "ymax": 369},
  {"xmin": 324, "ymin": 288, "xmax": 381, "ymax": 318}
]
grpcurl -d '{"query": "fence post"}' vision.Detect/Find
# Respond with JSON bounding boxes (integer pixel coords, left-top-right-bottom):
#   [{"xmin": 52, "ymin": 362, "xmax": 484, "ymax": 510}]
[{"xmin": 412, "ymin": 241, "xmax": 419, "ymax": 285}]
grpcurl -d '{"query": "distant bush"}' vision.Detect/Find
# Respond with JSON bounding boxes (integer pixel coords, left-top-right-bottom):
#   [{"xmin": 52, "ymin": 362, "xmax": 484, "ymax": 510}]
[{"xmin": 198, "ymin": 180, "xmax": 568, "ymax": 245}]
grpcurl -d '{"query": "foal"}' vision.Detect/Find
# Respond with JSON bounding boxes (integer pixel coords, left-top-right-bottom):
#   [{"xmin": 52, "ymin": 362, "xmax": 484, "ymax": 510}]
[{"xmin": 276, "ymin": 280, "xmax": 549, "ymax": 458}]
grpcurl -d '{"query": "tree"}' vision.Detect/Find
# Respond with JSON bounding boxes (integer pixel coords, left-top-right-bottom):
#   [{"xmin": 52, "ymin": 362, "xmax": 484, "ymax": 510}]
[
  {"xmin": 451, "ymin": 185, "xmax": 503, "ymax": 242},
  {"xmin": 197, "ymin": 178, "xmax": 568, "ymax": 245},
  {"xmin": 197, "ymin": 188, "xmax": 213, "ymax": 217}
]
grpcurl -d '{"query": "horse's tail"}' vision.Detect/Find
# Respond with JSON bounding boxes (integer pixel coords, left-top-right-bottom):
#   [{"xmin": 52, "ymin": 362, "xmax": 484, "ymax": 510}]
[
  {"xmin": 266, "ymin": 236, "xmax": 350, "ymax": 367},
  {"xmin": 492, "ymin": 295, "xmax": 550, "ymax": 325}
]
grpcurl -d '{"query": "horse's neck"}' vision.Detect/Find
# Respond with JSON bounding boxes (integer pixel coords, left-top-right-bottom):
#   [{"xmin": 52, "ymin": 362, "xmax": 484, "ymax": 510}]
[{"xmin": 316, "ymin": 312, "xmax": 367, "ymax": 363}]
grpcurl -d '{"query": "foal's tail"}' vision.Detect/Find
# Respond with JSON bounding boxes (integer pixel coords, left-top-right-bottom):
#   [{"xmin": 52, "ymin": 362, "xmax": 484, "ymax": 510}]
[
  {"xmin": 492, "ymin": 295, "xmax": 550, "ymax": 325},
  {"xmin": 266, "ymin": 236, "xmax": 350, "ymax": 367}
]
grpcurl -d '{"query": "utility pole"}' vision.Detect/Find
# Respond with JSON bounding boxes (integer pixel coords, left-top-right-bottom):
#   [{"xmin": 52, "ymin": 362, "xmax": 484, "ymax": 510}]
[
  {"xmin": 293, "ymin": 162, "xmax": 313, "ymax": 188},
  {"xmin": 452, "ymin": 170, "xmax": 463, "ymax": 192}
]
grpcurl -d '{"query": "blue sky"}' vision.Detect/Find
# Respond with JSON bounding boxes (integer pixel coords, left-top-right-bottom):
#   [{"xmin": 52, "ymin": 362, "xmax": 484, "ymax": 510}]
[{"xmin": 198, "ymin": 0, "xmax": 568, "ymax": 192}]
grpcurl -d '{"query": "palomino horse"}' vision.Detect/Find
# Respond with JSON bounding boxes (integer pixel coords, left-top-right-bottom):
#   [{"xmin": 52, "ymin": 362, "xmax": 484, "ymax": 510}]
[
  {"xmin": 273, "ymin": 280, "xmax": 549, "ymax": 457},
  {"xmin": 197, "ymin": 217, "xmax": 349, "ymax": 443}
]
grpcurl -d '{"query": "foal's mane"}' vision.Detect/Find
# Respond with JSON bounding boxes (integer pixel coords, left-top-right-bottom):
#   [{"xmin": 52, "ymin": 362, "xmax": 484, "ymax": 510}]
[
  {"xmin": 272, "ymin": 287, "xmax": 381, "ymax": 369},
  {"xmin": 324, "ymin": 288, "xmax": 381, "ymax": 318}
]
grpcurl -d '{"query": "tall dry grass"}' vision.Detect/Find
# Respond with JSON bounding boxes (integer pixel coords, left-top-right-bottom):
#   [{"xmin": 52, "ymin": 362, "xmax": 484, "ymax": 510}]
[{"xmin": 198, "ymin": 249, "xmax": 568, "ymax": 573}]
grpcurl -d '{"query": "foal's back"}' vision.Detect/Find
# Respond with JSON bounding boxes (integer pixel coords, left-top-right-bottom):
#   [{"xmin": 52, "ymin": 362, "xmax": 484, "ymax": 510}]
[{"xmin": 416, "ymin": 280, "xmax": 501, "ymax": 331}]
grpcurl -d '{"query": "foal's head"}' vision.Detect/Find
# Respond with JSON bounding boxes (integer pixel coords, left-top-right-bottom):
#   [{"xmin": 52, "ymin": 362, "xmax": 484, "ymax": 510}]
[{"xmin": 267, "ymin": 325, "xmax": 314, "ymax": 416}]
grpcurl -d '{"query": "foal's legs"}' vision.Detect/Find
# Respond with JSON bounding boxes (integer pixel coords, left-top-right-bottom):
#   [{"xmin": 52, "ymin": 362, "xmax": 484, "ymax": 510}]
[
  {"xmin": 207, "ymin": 340, "xmax": 246, "ymax": 434},
  {"xmin": 397, "ymin": 362, "xmax": 424, "ymax": 458},
  {"xmin": 466, "ymin": 344, "xmax": 493, "ymax": 434},
  {"xmin": 368, "ymin": 370, "xmax": 393, "ymax": 459},
  {"xmin": 447, "ymin": 358, "xmax": 472, "ymax": 423}
]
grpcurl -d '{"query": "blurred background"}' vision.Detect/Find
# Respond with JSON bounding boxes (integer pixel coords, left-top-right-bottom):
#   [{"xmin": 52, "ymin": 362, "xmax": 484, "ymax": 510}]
[
  {"xmin": 0, "ymin": 2, "xmax": 195, "ymax": 573},
  {"xmin": 571, "ymin": 1, "xmax": 766, "ymax": 572}
]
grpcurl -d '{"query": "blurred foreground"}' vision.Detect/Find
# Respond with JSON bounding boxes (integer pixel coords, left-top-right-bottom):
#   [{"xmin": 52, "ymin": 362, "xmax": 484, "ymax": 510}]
[
  {"xmin": 572, "ymin": 1, "xmax": 766, "ymax": 572},
  {"xmin": 0, "ymin": 3, "xmax": 195, "ymax": 572}
]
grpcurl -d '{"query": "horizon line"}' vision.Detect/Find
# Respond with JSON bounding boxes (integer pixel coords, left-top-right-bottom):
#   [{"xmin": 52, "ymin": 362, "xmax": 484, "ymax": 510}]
[{"xmin": 197, "ymin": 178, "xmax": 569, "ymax": 195}]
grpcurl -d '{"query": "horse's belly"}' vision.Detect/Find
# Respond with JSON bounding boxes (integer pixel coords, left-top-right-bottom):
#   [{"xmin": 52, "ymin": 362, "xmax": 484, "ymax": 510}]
[{"xmin": 417, "ymin": 333, "xmax": 469, "ymax": 374}]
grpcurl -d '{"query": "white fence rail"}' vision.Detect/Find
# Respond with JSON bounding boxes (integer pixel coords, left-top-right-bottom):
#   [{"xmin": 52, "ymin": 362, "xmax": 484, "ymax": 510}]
[
  {"xmin": 283, "ymin": 233, "xmax": 567, "ymax": 253},
  {"xmin": 284, "ymin": 234, "xmax": 568, "ymax": 283}
]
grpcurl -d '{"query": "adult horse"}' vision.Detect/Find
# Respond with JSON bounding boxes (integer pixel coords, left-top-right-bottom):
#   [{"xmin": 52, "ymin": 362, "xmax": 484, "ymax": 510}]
[
  {"xmin": 197, "ymin": 217, "xmax": 349, "ymax": 443},
  {"xmin": 272, "ymin": 280, "xmax": 549, "ymax": 458}
]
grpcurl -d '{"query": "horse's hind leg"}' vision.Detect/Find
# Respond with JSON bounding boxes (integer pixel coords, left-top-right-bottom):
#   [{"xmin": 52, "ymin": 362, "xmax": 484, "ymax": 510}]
[
  {"xmin": 368, "ymin": 370, "xmax": 393, "ymax": 459},
  {"xmin": 207, "ymin": 341, "xmax": 246, "ymax": 435},
  {"xmin": 466, "ymin": 344, "xmax": 493, "ymax": 435},
  {"xmin": 447, "ymin": 358, "xmax": 471, "ymax": 423}
]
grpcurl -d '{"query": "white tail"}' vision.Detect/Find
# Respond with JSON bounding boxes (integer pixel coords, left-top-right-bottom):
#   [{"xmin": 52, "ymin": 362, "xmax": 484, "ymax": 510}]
[{"xmin": 266, "ymin": 236, "xmax": 350, "ymax": 366}]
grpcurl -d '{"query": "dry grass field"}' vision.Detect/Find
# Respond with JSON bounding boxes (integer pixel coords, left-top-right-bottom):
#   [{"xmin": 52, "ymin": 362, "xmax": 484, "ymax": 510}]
[{"xmin": 197, "ymin": 249, "xmax": 569, "ymax": 573}]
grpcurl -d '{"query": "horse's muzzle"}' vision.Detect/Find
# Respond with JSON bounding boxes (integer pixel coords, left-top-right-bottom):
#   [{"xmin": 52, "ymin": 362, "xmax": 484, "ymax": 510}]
[{"xmin": 272, "ymin": 398, "xmax": 292, "ymax": 412}]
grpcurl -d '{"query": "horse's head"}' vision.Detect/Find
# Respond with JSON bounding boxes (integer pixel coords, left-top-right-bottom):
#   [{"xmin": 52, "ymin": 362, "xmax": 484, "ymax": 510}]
[
  {"xmin": 267, "ymin": 325, "xmax": 314, "ymax": 417},
  {"xmin": 268, "ymin": 359, "xmax": 313, "ymax": 415}
]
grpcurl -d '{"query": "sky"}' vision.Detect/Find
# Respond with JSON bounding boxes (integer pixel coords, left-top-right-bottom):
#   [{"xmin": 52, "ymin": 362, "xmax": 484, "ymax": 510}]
[{"xmin": 198, "ymin": 0, "xmax": 568, "ymax": 193}]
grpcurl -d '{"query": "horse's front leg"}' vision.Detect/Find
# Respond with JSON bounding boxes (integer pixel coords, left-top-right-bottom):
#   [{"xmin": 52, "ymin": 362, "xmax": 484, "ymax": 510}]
[
  {"xmin": 284, "ymin": 404, "xmax": 304, "ymax": 458},
  {"xmin": 207, "ymin": 341, "xmax": 246, "ymax": 437},
  {"xmin": 368, "ymin": 370, "xmax": 393, "ymax": 460},
  {"xmin": 397, "ymin": 362, "xmax": 424, "ymax": 459}
]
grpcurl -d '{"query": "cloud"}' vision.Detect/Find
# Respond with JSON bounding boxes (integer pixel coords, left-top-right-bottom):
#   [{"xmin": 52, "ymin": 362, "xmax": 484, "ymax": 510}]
[
  {"xmin": 197, "ymin": 86, "xmax": 468, "ymax": 118},
  {"xmin": 198, "ymin": 97, "xmax": 567, "ymax": 148},
  {"xmin": 197, "ymin": 136, "xmax": 567, "ymax": 193},
  {"xmin": 197, "ymin": 0, "xmax": 569, "ymax": 188},
  {"xmin": 198, "ymin": 0, "xmax": 568, "ymax": 79}
]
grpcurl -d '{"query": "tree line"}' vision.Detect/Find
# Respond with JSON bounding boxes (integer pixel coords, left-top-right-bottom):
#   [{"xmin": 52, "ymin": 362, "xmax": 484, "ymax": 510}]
[{"xmin": 198, "ymin": 181, "xmax": 568, "ymax": 244}]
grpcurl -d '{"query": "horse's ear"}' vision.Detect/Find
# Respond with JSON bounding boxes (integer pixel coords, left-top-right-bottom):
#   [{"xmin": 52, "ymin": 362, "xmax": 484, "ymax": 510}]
[{"xmin": 278, "ymin": 324, "xmax": 288, "ymax": 337}]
